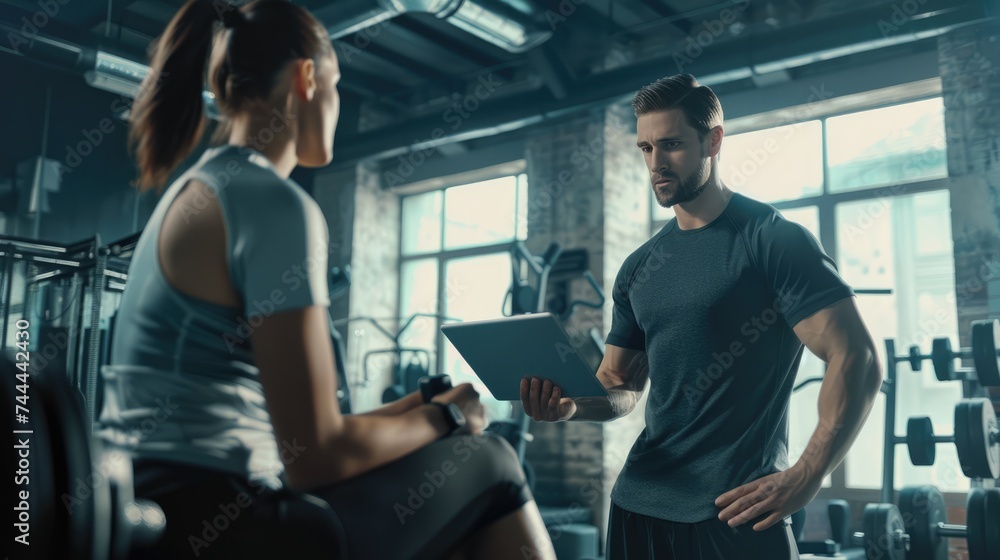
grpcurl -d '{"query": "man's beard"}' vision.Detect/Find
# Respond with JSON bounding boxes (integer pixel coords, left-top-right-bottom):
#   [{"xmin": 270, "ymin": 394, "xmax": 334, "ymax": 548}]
[
  {"xmin": 652, "ymin": 146, "xmax": 710, "ymax": 208},
  {"xmin": 653, "ymin": 164, "xmax": 708, "ymax": 208}
]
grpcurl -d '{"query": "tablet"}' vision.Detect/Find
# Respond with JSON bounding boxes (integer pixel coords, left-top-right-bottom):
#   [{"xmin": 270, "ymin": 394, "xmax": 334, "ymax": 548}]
[{"xmin": 440, "ymin": 313, "xmax": 608, "ymax": 401}]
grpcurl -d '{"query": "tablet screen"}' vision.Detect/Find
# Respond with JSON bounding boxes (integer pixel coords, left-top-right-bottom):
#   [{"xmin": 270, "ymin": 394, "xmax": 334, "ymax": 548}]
[{"xmin": 441, "ymin": 313, "xmax": 608, "ymax": 400}]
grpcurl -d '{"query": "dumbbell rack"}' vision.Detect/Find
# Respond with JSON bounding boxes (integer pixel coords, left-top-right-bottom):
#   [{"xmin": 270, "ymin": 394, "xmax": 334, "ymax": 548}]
[
  {"xmin": 881, "ymin": 336, "xmax": 997, "ymax": 503},
  {"xmin": 854, "ymin": 485, "xmax": 999, "ymax": 560},
  {"xmin": 882, "ymin": 338, "xmax": 909, "ymax": 504}
]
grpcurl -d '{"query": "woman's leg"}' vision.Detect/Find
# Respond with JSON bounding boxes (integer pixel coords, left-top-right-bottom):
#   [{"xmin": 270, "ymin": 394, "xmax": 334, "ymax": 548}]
[
  {"xmin": 463, "ymin": 499, "xmax": 555, "ymax": 560},
  {"xmin": 315, "ymin": 432, "xmax": 555, "ymax": 559}
]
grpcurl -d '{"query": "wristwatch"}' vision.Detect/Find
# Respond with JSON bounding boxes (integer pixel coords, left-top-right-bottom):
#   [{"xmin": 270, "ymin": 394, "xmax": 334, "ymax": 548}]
[{"xmin": 429, "ymin": 402, "xmax": 466, "ymax": 436}]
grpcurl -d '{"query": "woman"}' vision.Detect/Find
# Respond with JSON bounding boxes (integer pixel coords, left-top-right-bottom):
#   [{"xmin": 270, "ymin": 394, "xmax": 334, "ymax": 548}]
[{"xmin": 101, "ymin": 1, "xmax": 555, "ymax": 558}]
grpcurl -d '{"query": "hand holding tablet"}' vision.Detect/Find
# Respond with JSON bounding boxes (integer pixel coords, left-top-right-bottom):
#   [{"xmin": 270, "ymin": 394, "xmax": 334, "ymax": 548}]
[
  {"xmin": 440, "ymin": 313, "xmax": 609, "ymax": 401},
  {"xmin": 519, "ymin": 376, "xmax": 578, "ymax": 422}
]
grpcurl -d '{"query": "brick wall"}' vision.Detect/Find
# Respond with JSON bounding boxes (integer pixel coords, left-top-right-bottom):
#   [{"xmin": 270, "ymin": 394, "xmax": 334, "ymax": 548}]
[
  {"xmin": 520, "ymin": 102, "xmax": 654, "ymax": 542},
  {"xmin": 312, "ymin": 165, "xmax": 358, "ymax": 325},
  {"xmin": 313, "ymin": 160, "xmax": 400, "ymax": 413},
  {"xmin": 942, "ymin": 22, "xmax": 1000, "ymax": 368},
  {"xmin": 523, "ymin": 113, "xmax": 607, "ymax": 523},
  {"xmin": 940, "ymin": 20, "xmax": 1000, "ymax": 452},
  {"xmin": 600, "ymin": 101, "xmax": 652, "ymax": 535}
]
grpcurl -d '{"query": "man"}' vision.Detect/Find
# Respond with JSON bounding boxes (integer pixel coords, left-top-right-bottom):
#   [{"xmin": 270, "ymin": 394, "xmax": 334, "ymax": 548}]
[{"xmin": 520, "ymin": 74, "xmax": 884, "ymax": 559}]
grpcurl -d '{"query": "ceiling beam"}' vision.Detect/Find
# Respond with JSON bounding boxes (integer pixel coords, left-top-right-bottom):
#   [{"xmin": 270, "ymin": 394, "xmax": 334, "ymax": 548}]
[
  {"xmin": 333, "ymin": 39, "xmax": 427, "ymax": 86},
  {"xmin": 636, "ymin": 0, "xmax": 693, "ymax": 35},
  {"xmin": 527, "ymin": 42, "xmax": 576, "ymax": 99},
  {"xmin": 327, "ymin": 0, "xmax": 988, "ymax": 166},
  {"xmin": 391, "ymin": 16, "xmax": 501, "ymax": 70},
  {"xmin": 355, "ymin": 40, "xmax": 451, "ymax": 82}
]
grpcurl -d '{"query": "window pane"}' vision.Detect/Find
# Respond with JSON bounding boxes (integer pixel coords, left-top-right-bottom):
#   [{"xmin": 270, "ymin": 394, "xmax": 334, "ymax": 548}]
[
  {"xmin": 789, "ymin": 350, "xmax": 833, "ymax": 488},
  {"xmin": 846, "ymin": 392, "xmax": 886, "ymax": 489},
  {"xmin": 441, "ymin": 253, "xmax": 514, "ymax": 420},
  {"xmin": 719, "ymin": 121, "xmax": 823, "ymax": 203},
  {"xmin": 837, "ymin": 190, "xmax": 965, "ymax": 491},
  {"xmin": 517, "ymin": 174, "xmax": 528, "ymax": 241},
  {"xmin": 836, "ymin": 200, "xmax": 896, "ymax": 290},
  {"xmin": 779, "ymin": 206, "xmax": 820, "ymax": 241},
  {"xmin": 827, "ymin": 98, "xmax": 947, "ymax": 193},
  {"xmin": 444, "ymin": 176, "xmax": 518, "ymax": 250},
  {"xmin": 399, "ymin": 258, "xmax": 439, "ymax": 350},
  {"xmin": 836, "ymin": 207, "xmax": 894, "ymax": 489},
  {"xmin": 913, "ymin": 191, "xmax": 952, "ymax": 256},
  {"xmin": 401, "ymin": 191, "xmax": 442, "ymax": 255}
]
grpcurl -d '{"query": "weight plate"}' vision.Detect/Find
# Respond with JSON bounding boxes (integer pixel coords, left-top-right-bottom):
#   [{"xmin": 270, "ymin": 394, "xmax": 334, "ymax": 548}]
[
  {"xmin": 897, "ymin": 486, "xmax": 947, "ymax": 560},
  {"xmin": 972, "ymin": 400, "xmax": 1000, "ymax": 479},
  {"xmin": 3, "ymin": 360, "xmax": 58, "ymax": 560},
  {"xmin": 907, "ymin": 417, "xmax": 937, "ymax": 466},
  {"xmin": 967, "ymin": 489, "xmax": 986, "ymax": 560},
  {"xmin": 34, "ymin": 371, "xmax": 111, "ymax": 560},
  {"xmin": 931, "ymin": 338, "xmax": 954, "ymax": 381},
  {"xmin": 863, "ymin": 503, "xmax": 906, "ymax": 560},
  {"xmin": 955, "ymin": 401, "xmax": 975, "ymax": 478},
  {"xmin": 971, "ymin": 320, "xmax": 1000, "ymax": 386},
  {"xmin": 979, "ymin": 489, "xmax": 1000, "ymax": 560},
  {"xmin": 956, "ymin": 399, "xmax": 1000, "ymax": 479}
]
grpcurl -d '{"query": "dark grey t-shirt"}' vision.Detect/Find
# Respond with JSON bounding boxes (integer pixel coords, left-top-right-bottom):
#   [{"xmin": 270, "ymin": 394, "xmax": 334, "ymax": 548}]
[{"xmin": 606, "ymin": 192, "xmax": 854, "ymax": 523}]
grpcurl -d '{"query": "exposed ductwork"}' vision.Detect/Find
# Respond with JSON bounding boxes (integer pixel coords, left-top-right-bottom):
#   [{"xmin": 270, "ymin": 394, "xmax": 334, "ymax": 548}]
[
  {"xmin": 0, "ymin": 0, "xmax": 550, "ymax": 117},
  {"xmin": 1, "ymin": 0, "xmax": 993, "ymax": 167},
  {"xmin": 318, "ymin": 0, "xmax": 551, "ymax": 54}
]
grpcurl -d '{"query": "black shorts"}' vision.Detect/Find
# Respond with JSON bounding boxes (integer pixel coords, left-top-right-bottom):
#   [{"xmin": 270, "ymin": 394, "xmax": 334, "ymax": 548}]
[
  {"xmin": 131, "ymin": 432, "xmax": 532, "ymax": 559},
  {"xmin": 606, "ymin": 502, "xmax": 800, "ymax": 560}
]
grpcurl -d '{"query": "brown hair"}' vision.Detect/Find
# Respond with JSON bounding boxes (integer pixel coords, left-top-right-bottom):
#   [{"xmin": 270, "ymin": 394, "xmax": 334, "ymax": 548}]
[
  {"xmin": 128, "ymin": 0, "xmax": 334, "ymax": 192},
  {"xmin": 632, "ymin": 74, "xmax": 723, "ymax": 141}
]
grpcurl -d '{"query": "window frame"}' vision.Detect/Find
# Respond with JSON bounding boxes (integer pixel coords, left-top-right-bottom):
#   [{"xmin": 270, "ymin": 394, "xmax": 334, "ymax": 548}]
[{"xmin": 398, "ymin": 165, "xmax": 527, "ymax": 377}]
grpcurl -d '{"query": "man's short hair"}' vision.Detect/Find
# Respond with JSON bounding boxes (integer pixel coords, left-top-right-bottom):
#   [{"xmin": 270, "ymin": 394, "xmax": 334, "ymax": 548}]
[{"xmin": 632, "ymin": 74, "xmax": 723, "ymax": 140}]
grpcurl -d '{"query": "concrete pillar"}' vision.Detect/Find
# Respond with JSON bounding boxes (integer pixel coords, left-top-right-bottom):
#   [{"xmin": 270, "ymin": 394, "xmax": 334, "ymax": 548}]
[
  {"xmin": 938, "ymin": 20, "xmax": 1000, "ymax": 478},
  {"xmin": 523, "ymin": 101, "xmax": 653, "ymax": 540},
  {"xmin": 313, "ymin": 161, "xmax": 400, "ymax": 412}
]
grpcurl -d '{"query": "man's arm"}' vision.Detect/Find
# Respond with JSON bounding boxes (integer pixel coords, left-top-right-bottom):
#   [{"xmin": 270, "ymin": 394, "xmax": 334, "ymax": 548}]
[
  {"xmin": 716, "ymin": 296, "xmax": 883, "ymax": 530},
  {"xmin": 789, "ymin": 296, "xmax": 884, "ymax": 481},
  {"xmin": 521, "ymin": 344, "xmax": 649, "ymax": 423}
]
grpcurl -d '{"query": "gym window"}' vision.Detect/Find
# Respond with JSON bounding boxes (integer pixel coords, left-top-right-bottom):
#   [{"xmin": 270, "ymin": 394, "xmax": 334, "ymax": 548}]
[
  {"xmin": 651, "ymin": 92, "xmax": 966, "ymax": 495},
  {"xmin": 398, "ymin": 171, "xmax": 528, "ymax": 420}
]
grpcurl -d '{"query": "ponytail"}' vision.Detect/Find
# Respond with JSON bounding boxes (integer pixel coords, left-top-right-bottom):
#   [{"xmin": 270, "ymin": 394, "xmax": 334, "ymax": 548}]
[
  {"xmin": 128, "ymin": 0, "xmax": 224, "ymax": 192},
  {"xmin": 128, "ymin": 0, "xmax": 334, "ymax": 193}
]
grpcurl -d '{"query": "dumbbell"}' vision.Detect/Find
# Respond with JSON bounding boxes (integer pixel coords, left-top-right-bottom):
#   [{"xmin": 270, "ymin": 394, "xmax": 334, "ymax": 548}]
[
  {"xmin": 913, "ymin": 320, "xmax": 1000, "ymax": 385},
  {"xmin": 853, "ymin": 486, "xmax": 1000, "ymax": 560},
  {"xmin": 928, "ymin": 338, "xmax": 977, "ymax": 382},
  {"xmin": 896, "ymin": 485, "xmax": 999, "ymax": 560},
  {"xmin": 895, "ymin": 341, "xmax": 973, "ymax": 383},
  {"xmin": 904, "ymin": 338, "xmax": 975, "ymax": 384},
  {"xmin": 904, "ymin": 398, "xmax": 999, "ymax": 479},
  {"xmin": 852, "ymin": 501, "xmax": 910, "ymax": 560},
  {"xmin": 419, "ymin": 374, "xmax": 453, "ymax": 403}
]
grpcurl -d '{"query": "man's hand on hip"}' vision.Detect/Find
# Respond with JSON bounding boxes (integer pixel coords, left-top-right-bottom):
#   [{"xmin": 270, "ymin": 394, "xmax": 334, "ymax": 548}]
[
  {"xmin": 520, "ymin": 377, "xmax": 577, "ymax": 422},
  {"xmin": 715, "ymin": 463, "xmax": 823, "ymax": 531}
]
